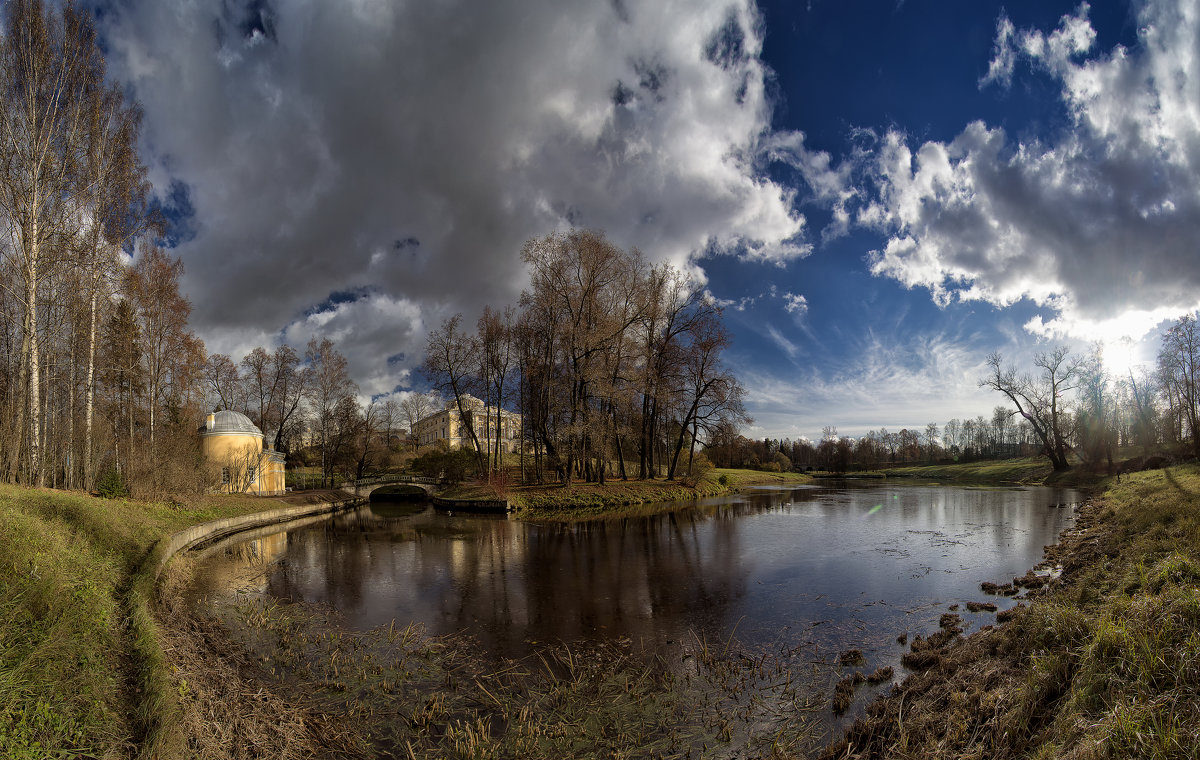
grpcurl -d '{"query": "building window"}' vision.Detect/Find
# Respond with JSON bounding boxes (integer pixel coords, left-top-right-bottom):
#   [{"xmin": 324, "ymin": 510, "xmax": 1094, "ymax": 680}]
[
  {"xmin": 220, "ymin": 467, "xmax": 230, "ymax": 485},
  {"xmin": 247, "ymin": 466, "xmax": 257, "ymax": 485}
]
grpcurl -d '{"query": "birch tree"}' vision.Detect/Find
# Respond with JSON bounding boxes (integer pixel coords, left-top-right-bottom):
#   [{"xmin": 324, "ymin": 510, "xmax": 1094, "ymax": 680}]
[{"xmin": 0, "ymin": 1, "xmax": 102, "ymax": 484}]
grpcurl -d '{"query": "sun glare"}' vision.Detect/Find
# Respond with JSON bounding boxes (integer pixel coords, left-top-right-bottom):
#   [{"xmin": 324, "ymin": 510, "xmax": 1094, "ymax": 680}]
[
  {"xmin": 1102, "ymin": 337, "xmax": 1139, "ymax": 380},
  {"xmin": 1087, "ymin": 309, "xmax": 1174, "ymax": 380}
]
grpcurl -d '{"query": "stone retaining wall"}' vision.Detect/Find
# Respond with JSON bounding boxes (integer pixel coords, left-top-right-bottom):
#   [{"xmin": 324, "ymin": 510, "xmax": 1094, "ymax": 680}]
[
  {"xmin": 153, "ymin": 494, "xmax": 363, "ymax": 578},
  {"xmin": 431, "ymin": 496, "xmax": 510, "ymax": 513}
]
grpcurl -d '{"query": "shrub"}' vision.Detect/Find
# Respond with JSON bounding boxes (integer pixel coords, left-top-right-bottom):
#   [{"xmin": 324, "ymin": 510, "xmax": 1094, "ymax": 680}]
[
  {"xmin": 717, "ymin": 473, "xmax": 729, "ymax": 487},
  {"xmin": 96, "ymin": 470, "xmax": 127, "ymax": 499},
  {"xmin": 411, "ymin": 448, "xmax": 478, "ymax": 483}
]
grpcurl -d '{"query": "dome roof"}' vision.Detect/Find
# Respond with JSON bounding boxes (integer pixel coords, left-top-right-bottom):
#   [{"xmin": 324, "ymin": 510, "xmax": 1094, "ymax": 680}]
[{"xmin": 204, "ymin": 410, "xmax": 264, "ymax": 437}]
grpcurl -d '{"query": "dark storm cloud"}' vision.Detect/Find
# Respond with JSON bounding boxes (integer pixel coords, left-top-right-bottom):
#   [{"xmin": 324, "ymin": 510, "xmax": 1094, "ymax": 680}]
[{"xmin": 99, "ymin": 0, "xmax": 808, "ymax": 395}]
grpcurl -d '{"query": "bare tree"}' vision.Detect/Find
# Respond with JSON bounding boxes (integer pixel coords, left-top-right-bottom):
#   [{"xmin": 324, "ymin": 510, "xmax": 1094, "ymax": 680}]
[
  {"xmin": 981, "ymin": 348, "xmax": 1080, "ymax": 471},
  {"xmin": 1159, "ymin": 313, "xmax": 1200, "ymax": 459},
  {"xmin": 422, "ymin": 315, "xmax": 485, "ymax": 474},
  {"xmin": 305, "ymin": 337, "xmax": 358, "ymax": 487},
  {"xmin": 380, "ymin": 397, "xmax": 398, "ymax": 454},
  {"xmin": 0, "ymin": 1, "xmax": 106, "ymax": 484},
  {"xmin": 478, "ymin": 305, "xmax": 516, "ymax": 474},
  {"xmin": 666, "ymin": 305, "xmax": 744, "ymax": 479},
  {"xmin": 126, "ymin": 243, "xmax": 190, "ymax": 452},
  {"xmin": 399, "ymin": 390, "xmax": 437, "ymax": 451},
  {"xmin": 203, "ymin": 354, "xmax": 242, "ymax": 412},
  {"xmin": 924, "ymin": 422, "xmax": 940, "ymax": 461}
]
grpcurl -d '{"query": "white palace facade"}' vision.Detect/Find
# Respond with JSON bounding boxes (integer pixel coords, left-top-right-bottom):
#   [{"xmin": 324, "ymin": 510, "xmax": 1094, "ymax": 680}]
[{"xmin": 412, "ymin": 395, "xmax": 522, "ymax": 455}]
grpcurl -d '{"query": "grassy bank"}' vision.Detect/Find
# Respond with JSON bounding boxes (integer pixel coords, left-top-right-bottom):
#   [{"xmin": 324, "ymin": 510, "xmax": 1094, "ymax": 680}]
[
  {"xmin": 440, "ymin": 467, "xmax": 812, "ymax": 517},
  {"xmin": 828, "ymin": 463, "xmax": 1200, "ymax": 758},
  {"xmin": 880, "ymin": 455, "xmax": 1108, "ymax": 488},
  {"xmin": 0, "ymin": 485, "xmax": 287, "ymax": 759}
]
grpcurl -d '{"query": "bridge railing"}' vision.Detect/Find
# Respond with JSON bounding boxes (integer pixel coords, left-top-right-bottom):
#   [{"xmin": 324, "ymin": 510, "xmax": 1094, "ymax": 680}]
[{"xmin": 343, "ymin": 473, "xmax": 446, "ymax": 490}]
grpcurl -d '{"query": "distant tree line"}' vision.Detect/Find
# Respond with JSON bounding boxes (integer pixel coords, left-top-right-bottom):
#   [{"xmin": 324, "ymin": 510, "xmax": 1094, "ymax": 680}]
[
  {"xmin": 709, "ymin": 311, "xmax": 1200, "ymax": 474},
  {"xmin": 423, "ymin": 229, "xmax": 749, "ymax": 486},
  {"xmin": 705, "ymin": 411, "xmax": 1043, "ymax": 474}
]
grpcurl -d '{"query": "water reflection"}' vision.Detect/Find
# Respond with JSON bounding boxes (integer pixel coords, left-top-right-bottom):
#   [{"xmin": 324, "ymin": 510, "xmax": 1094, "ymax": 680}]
[{"xmin": 192, "ymin": 481, "xmax": 1079, "ymax": 667}]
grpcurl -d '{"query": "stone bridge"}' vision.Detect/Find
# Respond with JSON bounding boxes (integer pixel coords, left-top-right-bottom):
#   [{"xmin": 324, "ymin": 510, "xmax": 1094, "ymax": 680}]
[{"xmin": 340, "ymin": 474, "xmax": 444, "ymax": 499}]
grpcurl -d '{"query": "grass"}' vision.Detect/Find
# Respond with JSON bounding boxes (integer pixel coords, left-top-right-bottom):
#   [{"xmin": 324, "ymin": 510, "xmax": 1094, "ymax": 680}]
[
  {"xmin": 827, "ymin": 463, "xmax": 1200, "ymax": 759},
  {"xmin": 439, "ymin": 467, "xmax": 812, "ymax": 518},
  {"xmin": 0, "ymin": 484, "xmax": 291, "ymax": 759},
  {"xmin": 882, "ymin": 456, "xmax": 1058, "ymax": 483}
]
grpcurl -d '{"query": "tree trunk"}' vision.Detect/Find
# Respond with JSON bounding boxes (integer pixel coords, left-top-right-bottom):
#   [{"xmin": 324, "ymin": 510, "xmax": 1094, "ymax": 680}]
[
  {"xmin": 84, "ymin": 282, "xmax": 98, "ymax": 490},
  {"xmin": 27, "ymin": 257, "xmax": 43, "ymax": 487}
]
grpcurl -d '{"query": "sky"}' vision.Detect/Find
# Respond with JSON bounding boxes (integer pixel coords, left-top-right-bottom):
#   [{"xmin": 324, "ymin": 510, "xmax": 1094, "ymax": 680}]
[{"xmin": 90, "ymin": 0, "xmax": 1200, "ymax": 441}]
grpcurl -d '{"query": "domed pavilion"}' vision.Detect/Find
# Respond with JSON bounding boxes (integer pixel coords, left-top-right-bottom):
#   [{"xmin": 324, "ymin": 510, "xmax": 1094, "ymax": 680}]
[{"xmin": 199, "ymin": 410, "xmax": 286, "ymax": 495}]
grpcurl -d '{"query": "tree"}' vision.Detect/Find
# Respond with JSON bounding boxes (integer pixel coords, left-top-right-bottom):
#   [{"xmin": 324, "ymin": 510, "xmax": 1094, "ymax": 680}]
[
  {"xmin": 1159, "ymin": 314, "xmax": 1200, "ymax": 459},
  {"xmin": 0, "ymin": 1, "xmax": 105, "ymax": 485},
  {"xmin": 1074, "ymin": 348, "xmax": 1116, "ymax": 468},
  {"xmin": 305, "ymin": 337, "xmax": 357, "ymax": 487},
  {"xmin": 126, "ymin": 243, "xmax": 191, "ymax": 453},
  {"xmin": 76, "ymin": 65, "xmax": 148, "ymax": 491},
  {"xmin": 353, "ymin": 399, "xmax": 378, "ymax": 481},
  {"xmin": 478, "ymin": 305, "xmax": 515, "ymax": 474},
  {"xmin": 520, "ymin": 230, "xmax": 644, "ymax": 486},
  {"xmin": 99, "ymin": 298, "xmax": 142, "ymax": 478},
  {"xmin": 422, "ymin": 315, "xmax": 485, "ymax": 474},
  {"xmin": 981, "ymin": 348, "xmax": 1081, "ymax": 471},
  {"xmin": 241, "ymin": 343, "xmax": 307, "ymax": 453},
  {"xmin": 924, "ymin": 422, "xmax": 939, "ymax": 462},
  {"xmin": 666, "ymin": 307, "xmax": 747, "ymax": 479},
  {"xmin": 400, "ymin": 390, "xmax": 438, "ymax": 451},
  {"xmin": 203, "ymin": 354, "xmax": 242, "ymax": 412}
]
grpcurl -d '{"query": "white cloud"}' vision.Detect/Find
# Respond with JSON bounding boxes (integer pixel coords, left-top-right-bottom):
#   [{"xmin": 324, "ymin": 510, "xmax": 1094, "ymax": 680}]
[
  {"xmin": 980, "ymin": 13, "xmax": 1016, "ymax": 87},
  {"xmin": 99, "ymin": 0, "xmax": 810, "ymax": 388},
  {"xmin": 742, "ymin": 330, "xmax": 998, "ymax": 439},
  {"xmin": 764, "ymin": 324, "xmax": 801, "ymax": 360},
  {"xmin": 782, "ymin": 292, "xmax": 808, "ymax": 314},
  {"xmin": 859, "ymin": 0, "xmax": 1200, "ymax": 343}
]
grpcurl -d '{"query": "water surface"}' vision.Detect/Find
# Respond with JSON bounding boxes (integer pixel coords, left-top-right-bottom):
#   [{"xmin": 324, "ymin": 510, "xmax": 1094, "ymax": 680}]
[{"xmin": 192, "ymin": 481, "xmax": 1080, "ymax": 672}]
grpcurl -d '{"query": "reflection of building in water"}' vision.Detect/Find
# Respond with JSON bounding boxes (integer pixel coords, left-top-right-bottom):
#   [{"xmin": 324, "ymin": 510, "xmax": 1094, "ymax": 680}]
[{"xmin": 203, "ymin": 531, "xmax": 288, "ymax": 594}]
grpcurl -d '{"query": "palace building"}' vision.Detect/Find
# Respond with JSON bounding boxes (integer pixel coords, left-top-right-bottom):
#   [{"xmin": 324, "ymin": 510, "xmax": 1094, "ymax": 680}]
[{"xmin": 412, "ymin": 395, "xmax": 522, "ymax": 455}]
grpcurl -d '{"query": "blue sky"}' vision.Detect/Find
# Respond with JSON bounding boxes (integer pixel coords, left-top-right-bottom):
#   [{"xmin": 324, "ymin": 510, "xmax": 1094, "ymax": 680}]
[{"xmin": 95, "ymin": 0, "xmax": 1200, "ymax": 440}]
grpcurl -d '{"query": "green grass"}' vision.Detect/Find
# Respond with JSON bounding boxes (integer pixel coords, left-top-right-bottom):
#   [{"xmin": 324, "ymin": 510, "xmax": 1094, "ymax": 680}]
[
  {"xmin": 0, "ymin": 484, "xmax": 288, "ymax": 759},
  {"xmin": 883, "ymin": 456, "xmax": 1057, "ymax": 483}
]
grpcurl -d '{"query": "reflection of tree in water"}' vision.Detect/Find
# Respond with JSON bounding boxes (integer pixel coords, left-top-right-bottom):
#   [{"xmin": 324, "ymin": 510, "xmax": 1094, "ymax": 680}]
[{"xmin": 511, "ymin": 506, "xmax": 750, "ymax": 656}]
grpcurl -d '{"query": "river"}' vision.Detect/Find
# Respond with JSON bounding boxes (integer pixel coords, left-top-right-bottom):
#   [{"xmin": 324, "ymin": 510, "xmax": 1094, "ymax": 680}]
[{"xmin": 190, "ymin": 480, "xmax": 1080, "ymax": 678}]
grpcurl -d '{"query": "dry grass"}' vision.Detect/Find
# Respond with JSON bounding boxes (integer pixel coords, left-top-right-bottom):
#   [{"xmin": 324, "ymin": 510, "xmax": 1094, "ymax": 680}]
[{"xmin": 178, "ymin": 576, "xmax": 847, "ymax": 759}]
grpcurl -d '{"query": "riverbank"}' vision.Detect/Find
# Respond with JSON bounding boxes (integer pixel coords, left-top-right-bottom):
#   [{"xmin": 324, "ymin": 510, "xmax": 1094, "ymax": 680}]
[
  {"xmin": 438, "ymin": 467, "xmax": 812, "ymax": 518},
  {"xmin": 879, "ymin": 455, "xmax": 1105, "ymax": 486},
  {"xmin": 0, "ymin": 484, "xmax": 306, "ymax": 759},
  {"xmin": 825, "ymin": 463, "xmax": 1200, "ymax": 758}
]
